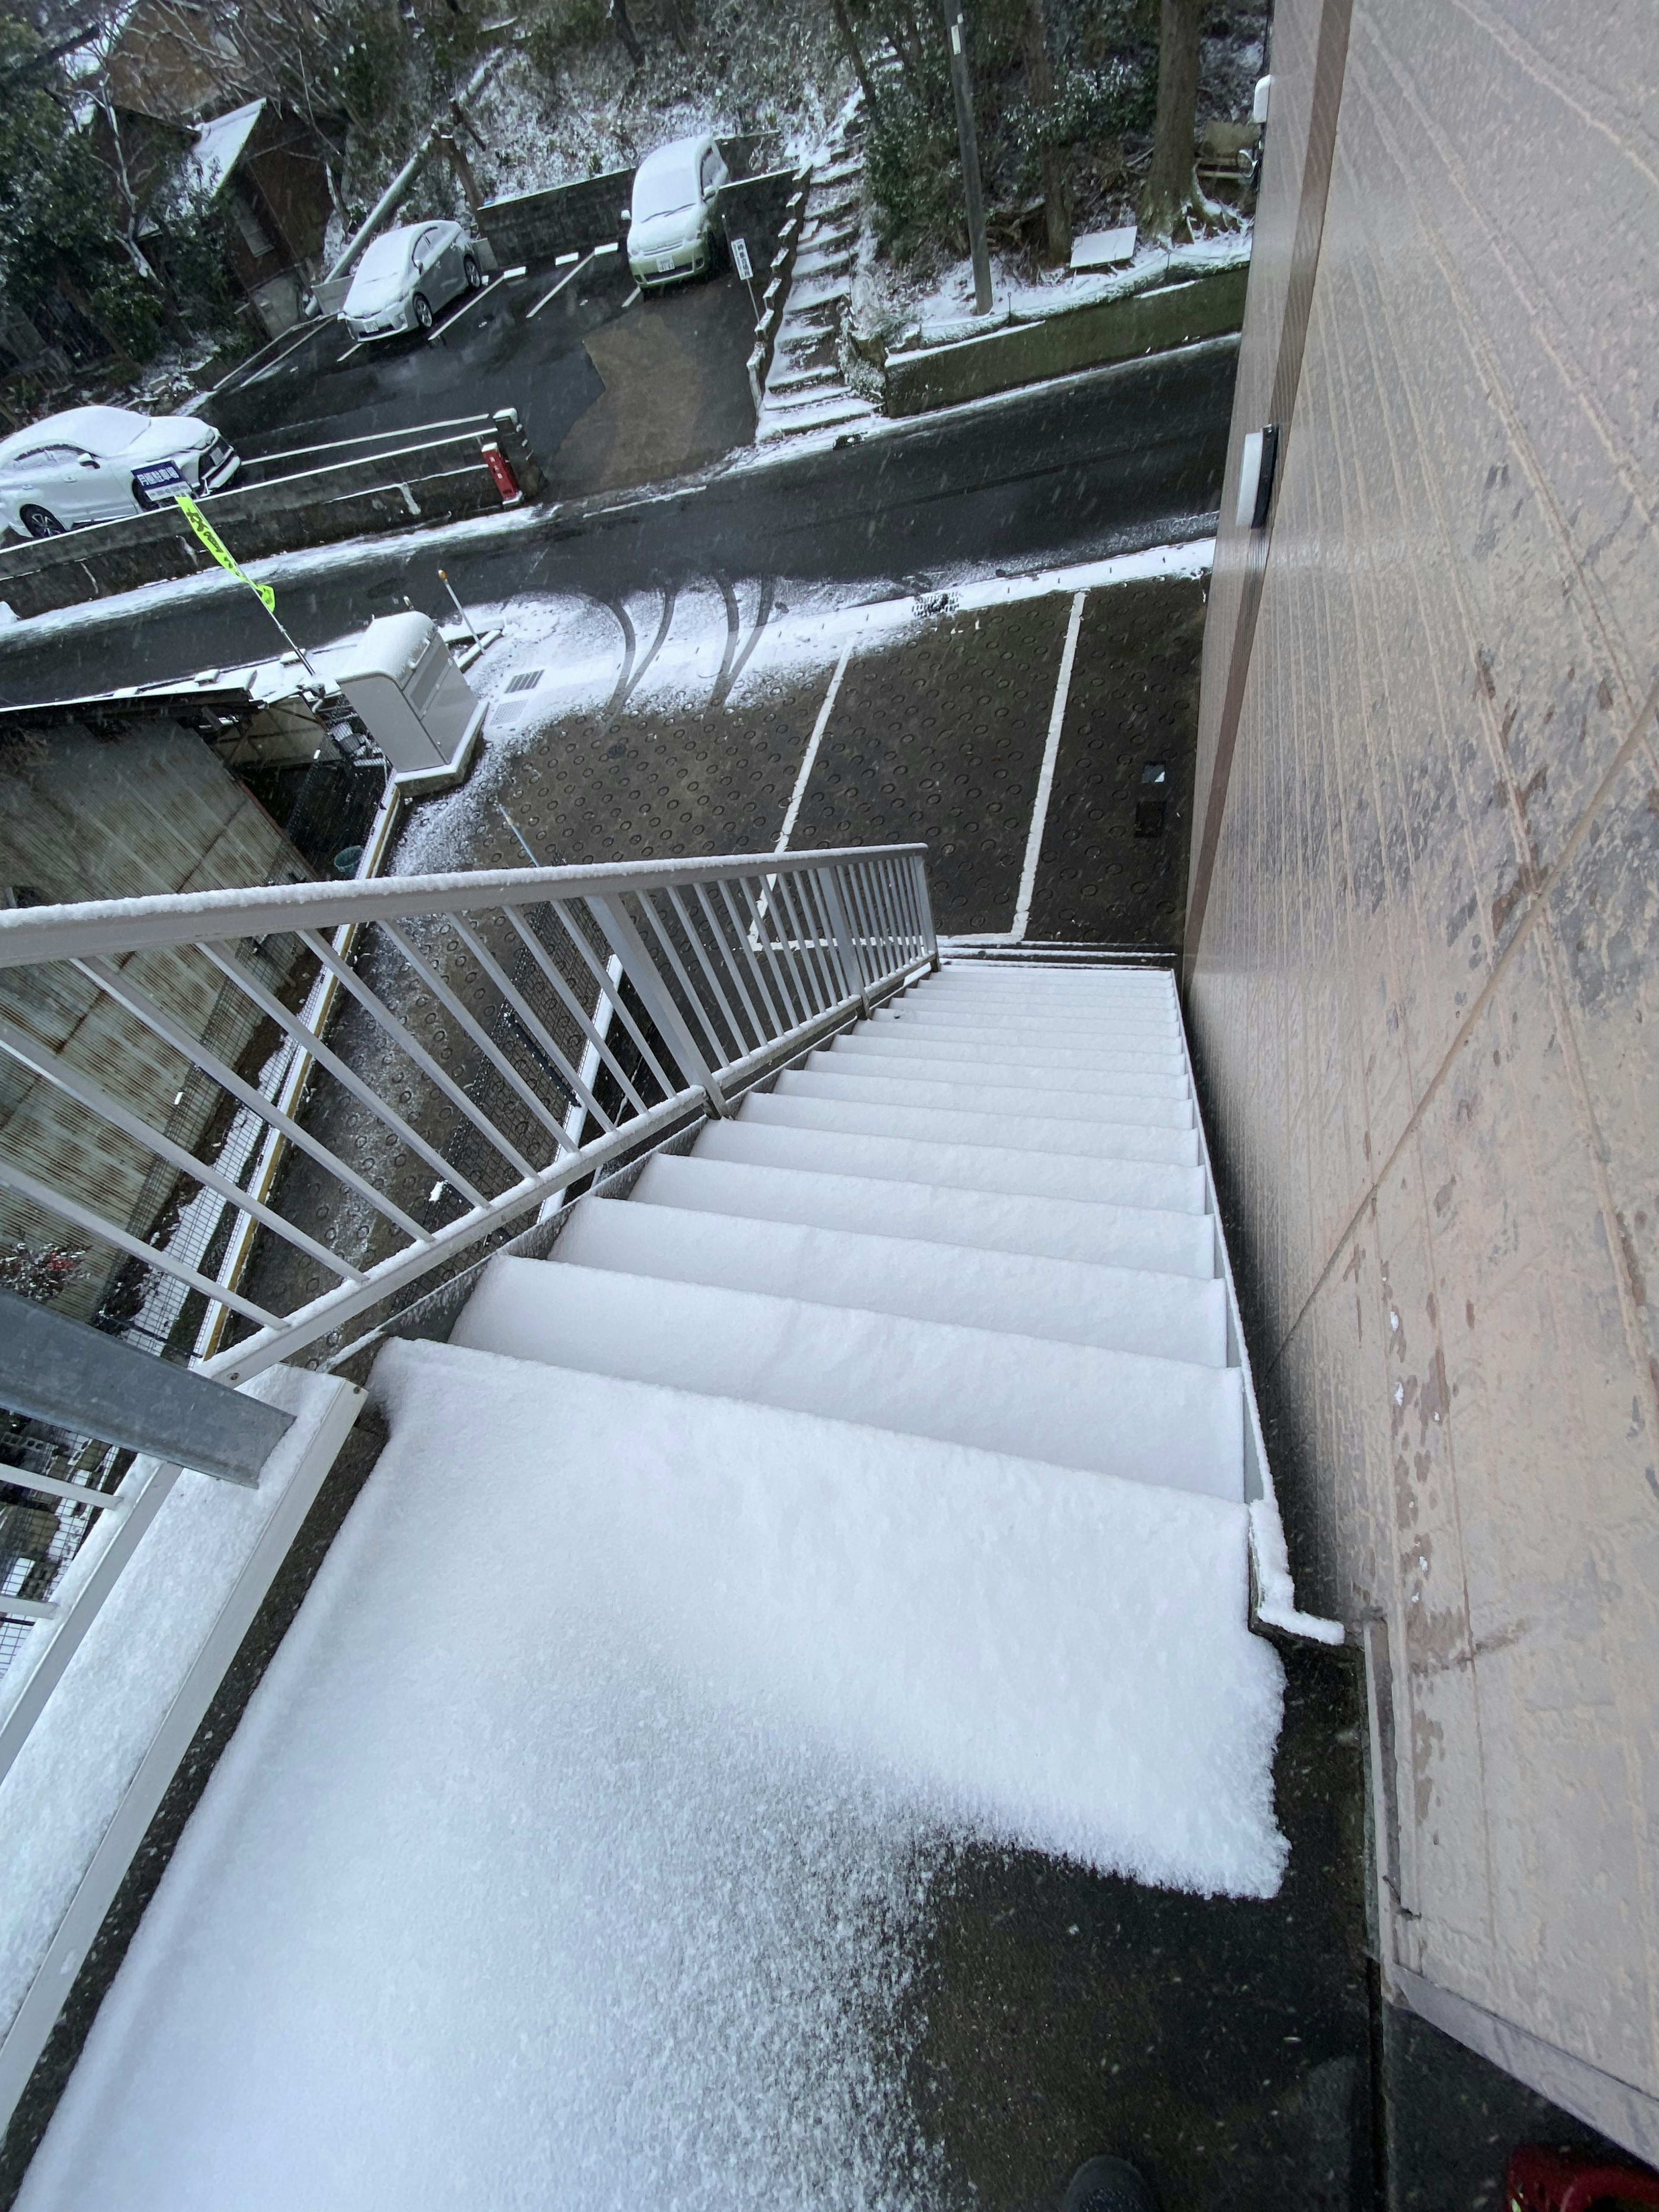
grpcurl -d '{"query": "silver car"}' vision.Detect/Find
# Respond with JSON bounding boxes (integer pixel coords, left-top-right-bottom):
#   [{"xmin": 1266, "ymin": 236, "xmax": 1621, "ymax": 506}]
[
  {"xmin": 0, "ymin": 406, "xmax": 238, "ymax": 538},
  {"xmin": 626, "ymin": 135, "xmax": 729, "ymax": 291},
  {"xmin": 342, "ymin": 221, "xmax": 484, "ymax": 341}
]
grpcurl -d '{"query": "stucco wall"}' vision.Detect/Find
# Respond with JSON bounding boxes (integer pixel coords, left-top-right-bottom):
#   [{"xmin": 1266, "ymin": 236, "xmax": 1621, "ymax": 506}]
[{"xmin": 1185, "ymin": 0, "xmax": 1659, "ymax": 2160}]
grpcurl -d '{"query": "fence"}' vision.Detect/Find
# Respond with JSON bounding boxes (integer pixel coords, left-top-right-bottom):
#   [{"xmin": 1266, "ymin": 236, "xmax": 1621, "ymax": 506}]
[{"xmin": 0, "ymin": 846, "xmax": 936, "ymax": 1406}]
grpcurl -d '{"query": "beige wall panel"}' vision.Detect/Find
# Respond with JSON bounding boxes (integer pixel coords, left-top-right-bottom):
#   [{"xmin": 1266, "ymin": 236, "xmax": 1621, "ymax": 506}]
[{"xmin": 1186, "ymin": 0, "xmax": 1659, "ymax": 2141}]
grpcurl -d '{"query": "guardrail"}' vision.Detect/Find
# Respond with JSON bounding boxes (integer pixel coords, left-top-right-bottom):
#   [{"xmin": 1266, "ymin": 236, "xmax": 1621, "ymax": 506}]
[
  {"xmin": 0, "ymin": 845, "xmax": 936, "ymax": 1398},
  {"xmin": 0, "ymin": 408, "xmax": 546, "ymax": 620}
]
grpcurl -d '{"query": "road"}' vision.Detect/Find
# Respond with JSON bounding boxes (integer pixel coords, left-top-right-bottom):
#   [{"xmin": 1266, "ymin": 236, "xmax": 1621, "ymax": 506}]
[{"xmin": 0, "ymin": 337, "xmax": 1236, "ymax": 705}]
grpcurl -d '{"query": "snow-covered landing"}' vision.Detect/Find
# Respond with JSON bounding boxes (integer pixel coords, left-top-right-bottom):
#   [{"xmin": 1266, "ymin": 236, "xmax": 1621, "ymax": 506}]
[{"xmin": 19, "ymin": 1340, "xmax": 1284, "ymax": 2212}]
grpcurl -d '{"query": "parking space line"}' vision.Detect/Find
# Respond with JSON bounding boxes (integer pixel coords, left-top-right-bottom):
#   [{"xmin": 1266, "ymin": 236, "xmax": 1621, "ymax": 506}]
[
  {"xmin": 776, "ymin": 643, "xmax": 852, "ymax": 852},
  {"xmin": 1010, "ymin": 590, "xmax": 1086, "ymax": 940},
  {"xmin": 527, "ymin": 251, "xmax": 592, "ymax": 320}
]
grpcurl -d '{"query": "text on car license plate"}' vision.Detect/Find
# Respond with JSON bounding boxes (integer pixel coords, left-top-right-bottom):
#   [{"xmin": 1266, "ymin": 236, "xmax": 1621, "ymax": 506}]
[{"xmin": 656, "ymin": 254, "xmax": 676, "ymax": 272}]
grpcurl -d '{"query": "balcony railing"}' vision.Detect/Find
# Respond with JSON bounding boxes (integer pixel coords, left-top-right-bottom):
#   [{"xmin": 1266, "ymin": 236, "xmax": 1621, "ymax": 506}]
[{"xmin": 0, "ymin": 846, "xmax": 935, "ymax": 1395}]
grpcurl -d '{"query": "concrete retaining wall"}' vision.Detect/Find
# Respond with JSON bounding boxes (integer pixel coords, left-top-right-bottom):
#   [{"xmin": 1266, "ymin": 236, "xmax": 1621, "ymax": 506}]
[
  {"xmin": 0, "ymin": 415, "xmax": 542, "ymax": 620},
  {"xmin": 884, "ymin": 261, "xmax": 1249, "ymax": 417},
  {"xmin": 477, "ymin": 138, "xmax": 767, "ymax": 269}
]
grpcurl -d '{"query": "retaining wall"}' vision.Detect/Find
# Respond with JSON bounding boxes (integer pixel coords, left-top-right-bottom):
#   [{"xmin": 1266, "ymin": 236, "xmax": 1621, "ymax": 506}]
[
  {"xmin": 884, "ymin": 262, "xmax": 1249, "ymax": 417},
  {"xmin": 477, "ymin": 137, "xmax": 768, "ymax": 268},
  {"xmin": 0, "ymin": 413, "xmax": 543, "ymax": 620}
]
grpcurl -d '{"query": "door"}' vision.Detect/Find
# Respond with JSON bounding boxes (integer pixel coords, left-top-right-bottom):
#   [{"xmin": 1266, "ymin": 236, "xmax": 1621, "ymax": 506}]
[{"xmin": 6, "ymin": 445, "xmax": 107, "ymax": 528}]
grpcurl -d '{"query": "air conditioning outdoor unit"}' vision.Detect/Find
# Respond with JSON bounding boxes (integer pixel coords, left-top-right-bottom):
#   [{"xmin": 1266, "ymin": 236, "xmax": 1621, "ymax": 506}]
[{"xmin": 327, "ymin": 612, "xmax": 484, "ymax": 790}]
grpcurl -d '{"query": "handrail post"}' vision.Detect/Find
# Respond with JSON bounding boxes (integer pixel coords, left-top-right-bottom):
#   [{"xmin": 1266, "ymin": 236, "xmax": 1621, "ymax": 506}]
[
  {"xmin": 912, "ymin": 852, "xmax": 942, "ymax": 968},
  {"xmin": 589, "ymin": 894, "xmax": 732, "ymax": 1117},
  {"xmin": 819, "ymin": 865, "xmax": 874, "ymax": 1016}
]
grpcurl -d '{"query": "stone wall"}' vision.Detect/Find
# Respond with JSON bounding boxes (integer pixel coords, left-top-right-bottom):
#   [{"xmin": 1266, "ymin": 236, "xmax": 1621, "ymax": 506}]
[{"xmin": 1184, "ymin": 0, "xmax": 1659, "ymax": 2161}]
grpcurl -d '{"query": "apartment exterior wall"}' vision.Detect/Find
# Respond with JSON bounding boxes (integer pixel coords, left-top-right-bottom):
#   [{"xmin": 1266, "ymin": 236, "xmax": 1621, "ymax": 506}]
[{"xmin": 1185, "ymin": 0, "xmax": 1659, "ymax": 2161}]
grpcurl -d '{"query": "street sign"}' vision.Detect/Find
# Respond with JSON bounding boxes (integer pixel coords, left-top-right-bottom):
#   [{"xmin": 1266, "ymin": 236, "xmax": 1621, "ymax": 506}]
[
  {"xmin": 730, "ymin": 237, "xmax": 753, "ymax": 283},
  {"xmin": 131, "ymin": 458, "xmax": 188, "ymax": 507}
]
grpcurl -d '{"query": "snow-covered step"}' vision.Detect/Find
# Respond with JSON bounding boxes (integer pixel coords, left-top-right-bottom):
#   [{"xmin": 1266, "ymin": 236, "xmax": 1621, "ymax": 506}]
[
  {"xmin": 695, "ymin": 1117, "xmax": 1207, "ymax": 1213},
  {"xmin": 452, "ymin": 1259, "xmax": 1243, "ymax": 1501},
  {"xmin": 874, "ymin": 1013, "xmax": 1182, "ymax": 1049},
  {"xmin": 758, "ymin": 393, "xmax": 874, "ymax": 440},
  {"xmin": 740, "ymin": 1089, "xmax": 1200, "ymax": 1168},
  {"xmin": 822, "ymin": 1036, "xmax": 1190, "ymax": 1084},
  {"xmin": 630, "ymin": 1152, "xmax": 1217, "ymax": 1277},
  {"xmin": 766, "ymin": 365, "xmax": 839, "ymax": 393},
  {"xmin": 776, "ymin": 1065, "xmax": 1194, "ymax": 1131},
  {"xmin": 555, "ymin": 1198, "xmax": 1227, "ymax": 1366},
  {"xmin": 890, "ymin": 988, "xmax": 1180, "ymax": 1025}
]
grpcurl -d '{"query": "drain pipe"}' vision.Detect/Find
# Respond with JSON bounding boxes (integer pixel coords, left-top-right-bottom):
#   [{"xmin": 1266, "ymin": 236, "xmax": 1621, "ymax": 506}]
[{"xmin": 323, "ymin": 52, "xmax": 500, "ymax": 283}]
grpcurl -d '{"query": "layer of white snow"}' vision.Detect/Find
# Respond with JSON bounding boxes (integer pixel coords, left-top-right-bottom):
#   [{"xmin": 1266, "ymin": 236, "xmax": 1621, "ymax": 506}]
[
  {"xmin": 18, "ymin": 1339, "xmax": 1285, "ymax": 2211},
  {"xmin": 0, "ymin": 1367, "xmax": 339, "ymax": 2046},
  {"xmin": 189, "ymin": 101, "xmax": 264, "ymax": 200}
]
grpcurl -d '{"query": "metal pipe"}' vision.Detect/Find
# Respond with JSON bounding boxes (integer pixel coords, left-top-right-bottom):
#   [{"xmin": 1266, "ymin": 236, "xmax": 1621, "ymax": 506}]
[{"xmin": 321, "ymin": 54, "xmax": 500, "ymax": 284}]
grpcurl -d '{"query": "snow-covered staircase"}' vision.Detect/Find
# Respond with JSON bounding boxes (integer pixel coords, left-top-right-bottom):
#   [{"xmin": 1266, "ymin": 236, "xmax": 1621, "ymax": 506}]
[
  {"xmin": 451, "ymin": 958, "xmax": 1330, "ymax": 1601},
  {"xmin": 756, "ymin": 97, "xmax": 877, "ymax": 444}
]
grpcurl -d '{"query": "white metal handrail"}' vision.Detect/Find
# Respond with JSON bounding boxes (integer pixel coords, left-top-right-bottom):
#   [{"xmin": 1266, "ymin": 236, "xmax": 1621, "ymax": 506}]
[{"xmin": 0, "ymin": 845, "xmax": 936, "ymax": 1399}]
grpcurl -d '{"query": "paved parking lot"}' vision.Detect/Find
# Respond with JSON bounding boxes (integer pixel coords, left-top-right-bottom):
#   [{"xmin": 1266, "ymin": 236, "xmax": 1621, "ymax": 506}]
[
  {"xmin": 400, "ymin": 565, "xmax": 1207, "ymax": 951},
  {"xmin": 211, "ymin": 258, "xmax": 759, "ymax": 499}
]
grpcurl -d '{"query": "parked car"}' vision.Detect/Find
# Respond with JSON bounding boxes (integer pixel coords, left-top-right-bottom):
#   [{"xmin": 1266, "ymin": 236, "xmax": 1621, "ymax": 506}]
[
  {"xmin": 342, "ymin": 221, "xmax": 484, "ymax": 341},
  {"xmin": 625, "ymin": 134, "xmax": 729, "ymax": 291},
  {"xmin": 0, "ymin": 407, "xmax": 238, "ymax": 539}
]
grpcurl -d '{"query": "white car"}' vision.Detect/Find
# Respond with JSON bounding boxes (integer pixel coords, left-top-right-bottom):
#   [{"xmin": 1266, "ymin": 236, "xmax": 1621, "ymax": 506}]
[
  {"xmin": 0, "ymin": 407, "xmax": 238, "ymax": 539},
  {"xmin": 626, "ymin": 134, "xmax": 729, "ymax": 291},
  {"xmin": 342, "ymin": 221, "xmax": 484, "ymax": 341}
]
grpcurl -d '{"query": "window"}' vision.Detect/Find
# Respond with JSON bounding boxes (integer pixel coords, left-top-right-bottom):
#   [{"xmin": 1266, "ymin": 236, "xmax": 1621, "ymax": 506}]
[{"xmin": 229, "ymin": 192, "xmax": 273, "ymax": 259}]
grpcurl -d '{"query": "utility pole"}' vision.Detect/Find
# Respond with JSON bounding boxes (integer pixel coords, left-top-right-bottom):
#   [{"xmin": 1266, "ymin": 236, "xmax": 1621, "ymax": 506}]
[{"xmin": 945, "ymin": 0, "xmax": 993, "ymax": 316}]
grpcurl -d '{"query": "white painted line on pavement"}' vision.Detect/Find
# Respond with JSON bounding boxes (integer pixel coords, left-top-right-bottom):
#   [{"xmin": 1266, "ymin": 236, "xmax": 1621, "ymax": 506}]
[
  {"xmin": 1011, "ymin": 588, "xmax": 1086, "ymax": 941},
  {"xmin": 776, "ymin": 642, "xmax": 852, "ymax": 851},
  {"xmin": 527, "ymin": 251, "xmax": 596, "ymax": 320}
]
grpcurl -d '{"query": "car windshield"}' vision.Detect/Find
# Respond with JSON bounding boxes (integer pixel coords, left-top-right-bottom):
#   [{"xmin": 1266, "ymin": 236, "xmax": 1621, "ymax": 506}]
[
  {"xmin": 633, "ymin": 150, "xmax": 700, "ymax": 222},
  {"xmin": 356, "ymin": 231, "xmax": 416, "ymax": 283}
]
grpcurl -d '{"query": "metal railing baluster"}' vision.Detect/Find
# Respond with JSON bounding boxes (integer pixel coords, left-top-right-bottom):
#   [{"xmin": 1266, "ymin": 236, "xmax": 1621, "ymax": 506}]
[
  {"xmin": 194, "ymin": 943, "xmax": 494, "ymax": 1208},
  {"xmin": 550, "ymin": 900, "xmax": 680, "ymax": 1104},
  {"xmin": 692, "ymin": 882, "xmax": 763, "ymax": 1050},
  {"xmin": 503, "ymin": 908, "xmax": 648, "ymax": 1119},
  {"xmin": 445, "ymin": 915, "xmax": 617, "ymax": 1137},
  {"xmin": 379, "ymin": 922, "xmax": 579, "ymax": 1156},
  {"xmin": 718, "ymin": 877, "xmax": 786, "ymax": 1039},
  {"xmin": 0, "ymin": 1014, "xmax": 364, "ymax": 1287},
  {"xmin": 75, "ymin": 956, "xmax": 432, "ymax": 1244}
]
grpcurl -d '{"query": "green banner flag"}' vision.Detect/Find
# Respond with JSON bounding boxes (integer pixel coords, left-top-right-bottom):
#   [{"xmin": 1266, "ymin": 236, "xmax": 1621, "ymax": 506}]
[{"xmin": 174, "ymin": 493, "xmax": 276, "ymax": 613}]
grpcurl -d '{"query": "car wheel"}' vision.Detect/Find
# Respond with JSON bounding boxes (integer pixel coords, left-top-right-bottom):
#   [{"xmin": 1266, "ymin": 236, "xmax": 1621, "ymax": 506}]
[
  {"xmin": 463, "ymin": 252, "xmax": 482, "ymax": 291},
  {"xmin": 20, "ymin": 505, "xmax": 65, "ymax": 539},
  {"xmin": 413, "ymin": 292, "xmax": 433, "ymax": 331}
]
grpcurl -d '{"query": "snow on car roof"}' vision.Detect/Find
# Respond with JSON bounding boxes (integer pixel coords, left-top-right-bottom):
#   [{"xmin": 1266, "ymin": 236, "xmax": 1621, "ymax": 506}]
[
  {"xmin": 189, "ymin": 100, "xmax": 265, "ymax": 200},
  {"xmin": 354, "ymin": 226, "xmax": 429, "ymax": 282},
  {"xmin": 632, "ymin": 137, "xmax": 709, "ymax": 219},
  {"xmin": 0, "ymin": 407, "xmax": 150, "ymax": 462}
]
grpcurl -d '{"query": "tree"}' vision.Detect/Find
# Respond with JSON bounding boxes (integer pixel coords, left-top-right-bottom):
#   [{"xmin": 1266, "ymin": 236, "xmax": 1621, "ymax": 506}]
[
  {"xmin": 1138, "ymin": 0, "xmax": 1200, "ymax": 242},
  {"xmin": 826, "ymin": 0, "xmax": 881, "ymax": 117},
  {"xmin": 1023, "ymin": 0, "xmax": 1070, "ymax": 265}
]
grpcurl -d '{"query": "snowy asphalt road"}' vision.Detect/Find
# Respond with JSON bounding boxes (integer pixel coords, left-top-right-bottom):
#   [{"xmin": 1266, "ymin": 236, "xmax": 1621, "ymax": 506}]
[{"xmin": 0, "ymin": 337, "xmax": 1235, "ymax": 706}]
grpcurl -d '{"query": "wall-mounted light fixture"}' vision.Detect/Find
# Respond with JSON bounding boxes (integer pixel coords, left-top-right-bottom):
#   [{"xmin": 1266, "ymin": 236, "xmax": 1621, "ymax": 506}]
[{"xmin": 1235, "ymin": 423, "xmax": 1281, "ymax": 531}]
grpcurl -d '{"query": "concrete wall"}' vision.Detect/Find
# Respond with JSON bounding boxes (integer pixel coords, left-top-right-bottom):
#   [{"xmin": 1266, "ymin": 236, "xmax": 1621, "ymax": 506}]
[
  {"xmin": 1184, "ymin": 0, "xmax": 1659, "ymax": 2161},
  {"xmin": 0, "ymin": 421, "xmax": 537, "ymax": 620},
  {"xmin": 0, "ymin": 717, "xmax": 311, "ymax": 1328},
  {"xmin": 884, "ymin": 262, "xmax": 1247, "ymax": 418}
]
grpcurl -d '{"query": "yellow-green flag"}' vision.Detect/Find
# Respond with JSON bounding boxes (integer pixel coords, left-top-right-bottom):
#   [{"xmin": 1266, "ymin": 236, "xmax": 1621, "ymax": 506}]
[{"xmin": 174, "ymin": 493, "xmax": 276, "ymax": 613}]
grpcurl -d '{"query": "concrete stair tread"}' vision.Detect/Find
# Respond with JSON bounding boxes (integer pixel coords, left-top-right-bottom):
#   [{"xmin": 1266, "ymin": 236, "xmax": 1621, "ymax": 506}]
[
  {"xmin": 632, "ymin": 1152, "xmax": 1217, "ymax": 1277},
  {"xmin": 696, "ymin": 1118, "xmax": 1206, "ymax": 1214},
  {"xmin": 556, "ymin": 1197, "xmax": 1227, "ymax": 1366},
  {"xmin": 778, "ymin": 1065, "xmax": 1195, "ymax": 1131},
  {"xmin": 741, "ymin": 1090, "xmax": 1200, "ymax": 1168},
  {"xmin": 825, "ymin": 1036, "xmax": 1190, "ymax": 1082},
  {"xmin": 453, "ymin": 1256, "xmax": 1243, "ymax": 1501},
  {"xmin": 875, "ymin": 1013, "xmax": 1182, "ymax": 1048}
]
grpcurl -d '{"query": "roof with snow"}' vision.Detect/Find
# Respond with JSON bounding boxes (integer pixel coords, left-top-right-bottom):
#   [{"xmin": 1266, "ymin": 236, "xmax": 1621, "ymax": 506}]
[{"xmin": 190, "ymin": 98, "xmax": 264, "ymax": 199}]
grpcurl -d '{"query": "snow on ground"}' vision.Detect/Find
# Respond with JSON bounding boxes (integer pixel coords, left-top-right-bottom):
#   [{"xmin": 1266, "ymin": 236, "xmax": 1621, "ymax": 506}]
[
  {"xmin": 17, "ymin": 1340, "xmax": 1284, "ymax": 2212},
  {"xmin": 855, "ymin": 228, "xmax": 1254, "ymax": 356},
  {"xmin": 388, "ymin": 538, "xmax": 1214, "ymax": 877}
]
